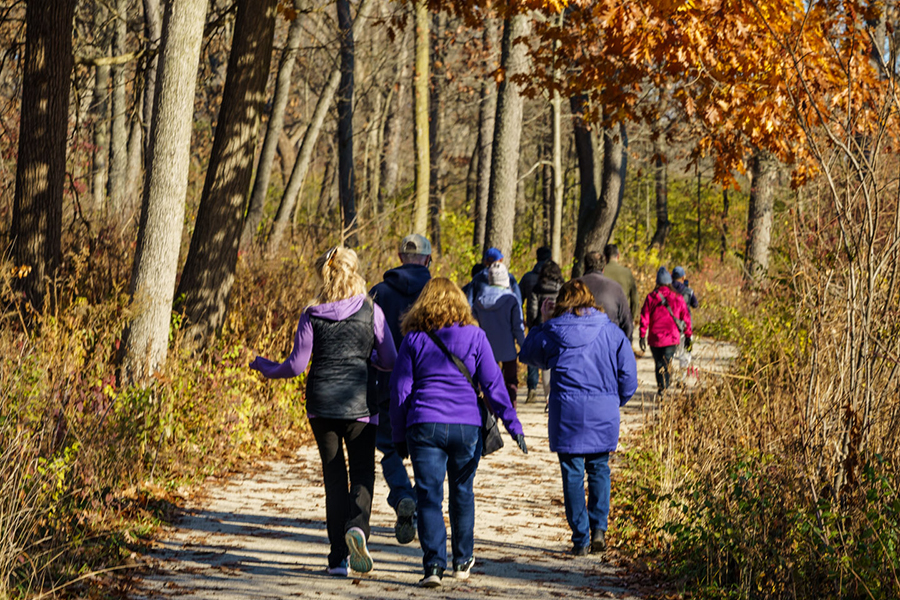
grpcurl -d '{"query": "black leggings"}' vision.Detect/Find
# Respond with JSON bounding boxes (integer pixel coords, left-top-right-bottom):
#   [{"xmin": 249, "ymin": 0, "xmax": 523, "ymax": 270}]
[
  {"xmin": 309, "ymin": 418, "xmax": 376, "ymax": 568},
  {"xmin": 651, "ymin": 345, "xmax": 677, "ymax": 392}
]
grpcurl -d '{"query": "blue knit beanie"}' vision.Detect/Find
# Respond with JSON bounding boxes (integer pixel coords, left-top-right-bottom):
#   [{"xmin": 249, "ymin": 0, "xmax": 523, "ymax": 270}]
[{"xmin": 657, "ymin": 267, "xmax": 672, "ymax": 285}]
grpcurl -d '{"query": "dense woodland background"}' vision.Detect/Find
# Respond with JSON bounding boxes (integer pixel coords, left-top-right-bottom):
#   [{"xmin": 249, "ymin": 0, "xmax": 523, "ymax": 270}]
[{"xmin": 1, "ymin": 0, "xmax": 900, "ymax": 598}]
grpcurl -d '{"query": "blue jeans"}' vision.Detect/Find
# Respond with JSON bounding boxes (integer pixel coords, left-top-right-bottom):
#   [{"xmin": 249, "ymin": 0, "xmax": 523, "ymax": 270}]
[
  {"xmin": 376, "ymin": 399, "xmax": 415, "ymax": 510},
  {"xmin": 408, "ymin": 422, "xmax": 482, "ymax": 570},
  {"xmin": 526, "ymin": 365, "xmax": 540, "ymax": 390},
  {"xmin": 558, "ymin": 452, "xmax": 611, "ymax": 548}
]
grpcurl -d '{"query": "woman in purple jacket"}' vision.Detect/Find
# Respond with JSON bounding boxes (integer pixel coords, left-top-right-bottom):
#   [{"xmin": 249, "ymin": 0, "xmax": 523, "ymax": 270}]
[
  {"xmin": 250, "ymin": 246, "xmax": 397, "ymax": 577},
  {"xmin": 519, "ymin": 280, "xmax": 638, "ymax": 556},
  {"xmin": 390, "ymin": 278, "xmax": 527, "ymax": 588}
]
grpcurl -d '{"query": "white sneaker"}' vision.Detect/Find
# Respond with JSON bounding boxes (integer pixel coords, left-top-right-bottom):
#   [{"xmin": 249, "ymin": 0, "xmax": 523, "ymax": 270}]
[{"xmin": 345, "ymin": 527, "xmax": 373, "ymax": 573}]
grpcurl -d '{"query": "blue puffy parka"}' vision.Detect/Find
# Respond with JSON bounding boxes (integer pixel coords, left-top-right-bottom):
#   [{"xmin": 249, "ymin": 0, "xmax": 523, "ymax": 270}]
[{"xmin": 519, "ymin": 308, "xmax": 638, "ymax": 454}]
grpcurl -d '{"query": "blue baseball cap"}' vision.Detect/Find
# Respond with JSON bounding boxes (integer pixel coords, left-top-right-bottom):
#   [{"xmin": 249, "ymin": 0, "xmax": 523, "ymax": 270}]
[
  {"xmin": 672, "ymin": 266, "xmax": 685, "ymax": 279},
  {"xmin": 484, "ymin": 247, "xmax": 503, "ymax": 263}
]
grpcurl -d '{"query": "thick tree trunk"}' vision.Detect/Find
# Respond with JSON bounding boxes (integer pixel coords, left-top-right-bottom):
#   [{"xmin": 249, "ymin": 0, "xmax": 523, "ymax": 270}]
[
  {"xmin": 744, "ymin": 149, "xmax": 778, "ymax": 286},
  {"xmin": 412, "ymin": 0, "xmax": 430, "ymax": 235},
  {"xmin": 484, "ymin": 13, "xmax": 531, "ymax": 260},
  {"xmin": 465, "ymin": 135, "xmax": 479, "ymax": 210},
  {"xmin": 473, "ymin": 19, "xmax": 498, "ymax": 252},
  {"xmin": 584, "ymin": 121, "xmax": 628, "ymax": 253},
  {"xmin": 379, "ymin": 24, "xmax": 410, "ymax": 205},
  {"xmin": 428, "ymin": 11, "xmax": 447, "ymax": 255},
  {"xmin": 11, "ymin": 0, "xmax": 76, "ymax": 312},
  {"xmin": 121, "ymin": 0, "xmax": 209, "ymax": 383},
  {"xmin": 92, "ymin": 4, "xmax": 110, "ymax": 208},
  {"xmin": 241, "ymin": 0, "xmax": 304, "ymax": 250},
  {"xmin": 648, "ymin": 133, "xmax": 670, "ymax": 249},
  {"xmin": 175, "ymin": 0, "xmax": 276, "ymax": 350},
  {"xmin": 336, "ymin": 0, "xmax": 357, "ymax": 245},
  {"xmin": 108, "ymin": 0, "xmax": 129, "ymax": 212},
  {"xmin": 266, "ymin": 0, "xmax": 374, "ymax": 256},
  {"xmin": 570, "ymin": 94, "xmax": 597, "ymax": 277}
]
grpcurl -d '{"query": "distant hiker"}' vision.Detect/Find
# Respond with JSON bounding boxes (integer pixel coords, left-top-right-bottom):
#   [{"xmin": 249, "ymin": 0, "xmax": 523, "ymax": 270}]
[
  {"xmin": 473, "ymin": 262, "xmax": 525, "ymax": 409},
  {"xmin": 368, "ymin": 234, "xmax": 432, "ymax": 545},
  {"xmin": 460, "ymin": 262, "xmax": 485, "ymax": 299},
  {"xmin": 670, "ymin": 266, "xmax": 699, "ymax": 370},
  {"xmin": 578, "ymin": 251, "xmax": 634, "ymax": 341},
  {"xmin": 525, "ymin": 259, "xmax": 564, "ymax": 407},
  {"xmin": 603, "ymin": 244, "xmax": 640, "ymax": 325},
  {"xmin": 390, "ymin": 278, "xmax": 527, "ymax": 587},
  {"xmin": 638, "ymin": 267, "xmax": 692, "ymax": 394},
  {"xmin": 519, "ymin": 280, "xmax": 638, "ymax": 556},
  {"xmin": 465, "ymin": 247, "xmax": 522, "ymax": 306},
  {"xmin": 250, "ymin": 246, "xmax": 397, "ymax": 577},
  {"xmin": 519, "ymin": 246, "xmax": 552, "ymax": 403}
]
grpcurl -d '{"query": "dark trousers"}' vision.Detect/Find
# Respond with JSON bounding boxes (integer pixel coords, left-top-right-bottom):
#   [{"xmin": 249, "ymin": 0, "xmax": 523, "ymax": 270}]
[
  {"xmin": 651, "ymin": 345, "xmax": 677, "ymax": 392},
  {"xmin": 500, "ymin": 360, "xmax": 518, "ymax": 409},
  {"xmin": 526, "ymin": 365, "xmax": 540, "ymax": 390},
  {"xmin": 309, "ymin": 418, "xmax": 376, "ymax": 568}
]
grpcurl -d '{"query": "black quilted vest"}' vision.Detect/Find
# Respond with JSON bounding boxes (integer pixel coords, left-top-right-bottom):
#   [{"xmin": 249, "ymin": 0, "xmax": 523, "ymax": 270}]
[{"xmin": 305, "ymin": 301, "xmax": 375, "ymax": 419}]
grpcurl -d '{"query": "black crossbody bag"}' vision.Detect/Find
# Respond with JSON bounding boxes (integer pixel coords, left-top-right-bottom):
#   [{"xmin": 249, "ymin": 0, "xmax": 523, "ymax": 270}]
[{"xmin": 425, "ymin": 331, "xmax": 504, "ymax": 456}]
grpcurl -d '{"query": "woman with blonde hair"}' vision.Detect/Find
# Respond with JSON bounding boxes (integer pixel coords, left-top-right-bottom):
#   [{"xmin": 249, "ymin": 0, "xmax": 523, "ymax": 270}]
[
  {"xmin": 390, "ymin": 278, "xmax": 527, "ymax": 588},
  {"xmin": 520, "ymin": 279, "xmax": 637, "ymax": 556},
  {"xmin": 250, "ymin": 246, "xmax": 397, "ymax": 577}
]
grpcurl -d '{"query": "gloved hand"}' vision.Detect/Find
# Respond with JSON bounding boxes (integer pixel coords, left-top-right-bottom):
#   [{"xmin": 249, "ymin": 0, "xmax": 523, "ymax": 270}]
[
  {"xmin": 685, "ymin": 336, "xmax": 693, "ymax": 352},
  {"xmin": 639, "ymin": 337, "xmax": 647, "ymax": 352},
  {"xmin": 515, "ymin": 434, "xmax": 528, "ymax": 455},
  {"xmin": 395, "ymin": 441, "xmax": 409, "ymax": 460}
]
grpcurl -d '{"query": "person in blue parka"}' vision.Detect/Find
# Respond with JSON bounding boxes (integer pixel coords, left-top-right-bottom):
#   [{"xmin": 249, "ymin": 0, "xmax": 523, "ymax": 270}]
[{"xmin": 519, "ymin": 279, "xmax": 638, "ymax": 556}]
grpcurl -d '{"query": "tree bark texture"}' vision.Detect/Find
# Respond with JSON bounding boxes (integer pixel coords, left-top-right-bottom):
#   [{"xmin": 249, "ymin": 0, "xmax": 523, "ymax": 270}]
[
  {"xmin": 175, "ymin": 0, "xmax": 277, "ymax": 350},
  {"xmin": 428, "ymin": 11, "xmax": 447, "ymax": 255},
  {"xmin": 550, "ymin": 89, "xmax": 563, "ymax": 263},
  {"xmin": 412, "ymin": 0, "xmax": 430, "ymax": 235},
  {"xmin": 379, "ymin": 24, "xmax": 410, "ymax": 205},
  {"xmin": 585, "ymin": 121, "xmax": 628, "ymax": 253},
  {"xmin": 11, "ymin": 0, "xmax": 76, "ymax": 312},
  {"xmin": 108, "ymin": 0, "xmax": 130, "ymax": 212},
  {"xmin": 266, "ymin": 0, "xmax": 374, "ymax": 256},
  {"xmin": 745, "ymin": 149, "xmax": 778, "ymax": 286},
  {"xmin": 336, "ymin": 0, "xmax": 357, "ymax": 245},
  {"xmin": 473, "ymin": 19, "xmax": 498, "ymax": 252},
  {"xmin": 241, "ymin": 0, "xmax": 304, "ymax": 250},
  {"xmin": 121, "ymin": 0, "xmax": 209, "ymax": 383},
  {"xmin": 648, "ymin": 133, "xmax": 670, "ymax": 249},
  {"xmin": 92, "ymin": 3, "xmax": 110, "ymax": 207},
  {"xmin": 485, "ymin": 13, "xmax": 531, "ymax": 260},
  {"xmin": 570, "ymin": 94, "xmax": 597, "ymax": 278},
  {"xmin": 721, "ymin": 188, "xmax": 729, "ymax": 262}
]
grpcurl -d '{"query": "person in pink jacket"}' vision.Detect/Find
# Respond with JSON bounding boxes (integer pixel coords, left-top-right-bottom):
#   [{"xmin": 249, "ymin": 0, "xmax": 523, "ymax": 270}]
[{"xmin": 639, "ymin": 267, "xmax": 692, "ymax": 394}]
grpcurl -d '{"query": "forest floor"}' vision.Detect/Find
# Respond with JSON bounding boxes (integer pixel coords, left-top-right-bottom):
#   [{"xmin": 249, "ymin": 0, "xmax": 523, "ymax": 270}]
[{"xmin": 130, "ymin": 337, "xmax": 737, "ymax": 600}]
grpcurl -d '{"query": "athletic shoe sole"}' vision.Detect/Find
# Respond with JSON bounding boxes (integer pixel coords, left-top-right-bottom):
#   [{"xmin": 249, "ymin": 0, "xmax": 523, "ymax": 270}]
[
  {"xmin": 419, "ymin": 574, "xmax": 442, "ymax": 588},
  {"xmin": 395, "ymin": 497, "xmax": 417, "ymax": 544},
  {"xmin": 345, "ymin": 528, "xmax": 373, "ymax": 573}
]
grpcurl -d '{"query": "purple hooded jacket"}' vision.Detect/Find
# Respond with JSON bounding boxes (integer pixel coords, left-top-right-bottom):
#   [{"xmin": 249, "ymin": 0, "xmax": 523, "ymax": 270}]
[{"xmin": 389, "ymin": 324, "xmax": 524, "ymax": 444}]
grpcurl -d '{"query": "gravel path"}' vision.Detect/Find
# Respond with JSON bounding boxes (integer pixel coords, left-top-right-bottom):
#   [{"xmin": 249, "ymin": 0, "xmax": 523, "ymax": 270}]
[{"xmin": 134, "ymin": 337, "xmax": 736, "ymax": 599}]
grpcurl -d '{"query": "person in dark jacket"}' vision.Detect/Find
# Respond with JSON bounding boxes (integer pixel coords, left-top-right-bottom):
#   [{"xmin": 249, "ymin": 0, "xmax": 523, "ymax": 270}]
[
  {"xmin": 578, "ymin": 251, "xmax": 634, "ymax": 341},
  {"xmin": 368, "ymin": 234, "xmax": 432, "ymax": 545},
  {"xmin": 639, "ymin": 267, "xmax": 693, "ymax": 394},
  {"xmin": 519, "ymin": 246, "xmax": 552, "ymax": 400},
  {"xmin": 603, "ymin": 244, "xmax": 640, "ymax": 322},
  {"xmin": 526, "ymin": 260, "xmax": 564, "ymax": 406},
  {"xmin": 671, "ymin": 266, "xmax": 699, "ymax": 312},
  {"xmin": 473, "ymin": 262, "xmax": 525, "ymax": 409},
  {"xmin": 465, "ymin": 247, "xmax": 522, "ymax": 306},
  {"xmin": 251, "ymin": 246, "xmax": 397, "ymax": 577},
  {"xmin": 520, "ymin": 280, "xmax": 638, "ymax": 556},
  {"xmin": 460, "ymin": 263, "xmax": 485, "ymax": 299},
  {"xmin": 391, "ymin": 278, "xmax": 527, "ymax": 587}
]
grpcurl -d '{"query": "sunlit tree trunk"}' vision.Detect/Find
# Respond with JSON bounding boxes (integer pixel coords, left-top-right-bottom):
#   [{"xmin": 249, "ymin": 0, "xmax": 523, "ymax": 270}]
[
  {"xmin": 108, "ymin": 0, "xmax": 129, "ymax": 212},
  {"xmin": 428, "ymin": 10, "xmax": 447, "ymax": 254},
  {"xmin": 744, "ymin": 149, "xmax": 778, "ymax": 286},
  {"xmin": 472, "ymin": 19, "xmax": 498, "ymax": 253},
  {"xmin": 92, "ymin": 3, "xmax": 110, "ymax": 208},
  {"xmin": 412, "ymin": 0, "xmax": 430, "ymax": 235},
  {"xmin": 379, "ymin": 23, "xmax": 410, "ymax": 205}
]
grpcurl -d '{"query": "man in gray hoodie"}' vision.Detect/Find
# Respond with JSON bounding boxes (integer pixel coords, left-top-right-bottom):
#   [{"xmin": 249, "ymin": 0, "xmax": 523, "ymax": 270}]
[{"xmin": 577, "ymin": 251, "xmax": 634, "ymax": 341}]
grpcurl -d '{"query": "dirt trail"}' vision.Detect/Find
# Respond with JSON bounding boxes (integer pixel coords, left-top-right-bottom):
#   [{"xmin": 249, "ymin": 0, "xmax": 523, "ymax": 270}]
[{"xmin": 134, "ymin": 337, "xmax": 736, "ymax": 599}]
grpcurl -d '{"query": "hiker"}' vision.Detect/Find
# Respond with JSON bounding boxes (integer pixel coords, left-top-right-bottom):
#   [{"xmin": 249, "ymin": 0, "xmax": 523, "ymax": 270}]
[
  {"xmin": 525, "ymin": 259, "xmax": 564, "ymax": 407},
  {"xmin": 670, "ymin": 266, "xmax": 699, "ymax": 370},
  {"xmin": 578, "ymin": 251, "xmax": 634, "ymax": 341},
  {"xmin": 519, "ymin": 280, "xmax": 638, "ymax": 556},
  {"xmin": 390, "ymin": 278, "xmax": 527, "ymax": 588},
  {"xmin": 460, "ymin": 262, "xmax": 485, "ymax": 300},
  {"xmin": 519, "ymin": 246, "xmax": 552, "ymax": 403},
  {"xmin": 465, "ymin": 247, "xmax": 522, "ymax": 306},
  {"xmin": 603, "ymin": 244, "xmax": 640, "ymax": 326},
  {"xmin": 249, "ymin": 246, "xmax": 396, "ymax": 577},
  {"xmin": 472, "ymin": 262, "xmax": 525, "ymax": 409},
  {"xmin": 368, "ymin": 234, "xmax": 432, "ymax": 545},
  {"xmin": 638, "ymin": 267, "xmax": 693, "ymax": 394}
]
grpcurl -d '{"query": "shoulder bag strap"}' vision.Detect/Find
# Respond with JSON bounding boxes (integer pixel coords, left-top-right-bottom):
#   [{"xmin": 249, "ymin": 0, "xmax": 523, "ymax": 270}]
[
  {"xmin": 424, "ymin": 330, "xmax": 495, "ymax": 416},
  {"xmin": 656, "ymin": 291, "xmax": 685, "ymax": 332}
]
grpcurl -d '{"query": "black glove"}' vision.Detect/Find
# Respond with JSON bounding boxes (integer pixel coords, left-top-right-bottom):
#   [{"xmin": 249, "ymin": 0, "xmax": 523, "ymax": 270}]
[
  {"xmin": 685, "ymin": 336, "xmax": 693, "ymax": 352},
  {"xmin": 395, "ymin": 441, "xmax": 409, "ymax": 460},
  {"xmin": 639, "ymin": 338, "xmax": 647, "ymax": 352},
  {"xmin": 515, "ymin": 434, "xmax": 528, "ymax": 455}
]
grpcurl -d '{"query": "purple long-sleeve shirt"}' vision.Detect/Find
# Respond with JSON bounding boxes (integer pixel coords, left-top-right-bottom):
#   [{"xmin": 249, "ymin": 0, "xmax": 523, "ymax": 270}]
[{"xmin": 389, "ymin": 323, "xmax": 524, "ymax": 444}]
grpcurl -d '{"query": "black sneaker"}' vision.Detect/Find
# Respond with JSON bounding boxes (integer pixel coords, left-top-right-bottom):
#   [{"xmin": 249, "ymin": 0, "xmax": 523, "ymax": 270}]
[
  {"xmin": 395, "ymin": 497, "xmax": 416, "ymax": 544},
  {"xmin": 591, "ymin": 529, "xmax": 606, "ymax": 553},
  {"xmin": 452, "ymin": 557, "xmax": 475, "ymax": 580},
  {"xmin": 419, "ymin": 564, "xmax": 444, "ymax": 588},
  {"xmin": 571, "ymin": 545, "xmax": 590, "ymax": 556}
]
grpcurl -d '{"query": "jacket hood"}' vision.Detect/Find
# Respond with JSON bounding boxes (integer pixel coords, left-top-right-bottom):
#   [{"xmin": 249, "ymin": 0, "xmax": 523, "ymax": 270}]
[
  {"xmin": 475, "ymin": 285, "xmax": 516, "ymax": 311},
  {"xmin": 305, "ymin": 293, "xmax": 366, "ymax": 321},
  {"xmin": 383, "ymin": 264, "xmax": 431, "ymax": 297},
  {"xmin": 544, "ymin": 308, "xmax": 609, "ymax": 348}
]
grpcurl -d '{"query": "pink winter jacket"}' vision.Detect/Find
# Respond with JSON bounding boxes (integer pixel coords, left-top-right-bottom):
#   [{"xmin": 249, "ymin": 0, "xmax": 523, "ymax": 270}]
[{"xmin": 639, "ymin": 286, "xmax": 693, "ymax": 348}]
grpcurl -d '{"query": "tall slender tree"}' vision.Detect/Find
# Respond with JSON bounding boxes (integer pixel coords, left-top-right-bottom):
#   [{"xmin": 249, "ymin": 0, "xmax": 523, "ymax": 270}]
[
  {"xmin": 379, "ymin": 23, "xmax": 410, "ymax": 205},
  {"xmin": 570, "ymin": 94, "xmax": 597, "ymax": 277},
  {"xmin": 428, "ymin": 11, "xmax": 447, "ymax": 254},
  {"xmin": 336, "ymin": 0, "xmax": 357, "ymax": 244},
  {"xmin": 412, "ymin": 0, "xmax": 430, "ymax": 235},
  {"xmin": 472, "ymin": 19, "xmax": 498, "ymax": 252},
  {"xmin": 108, "ymin": 0, "xmax": 130, "ymax": 211},
  {"xmin": 91, "ymin": 3, "xmax": 111, "ymax": 208}
]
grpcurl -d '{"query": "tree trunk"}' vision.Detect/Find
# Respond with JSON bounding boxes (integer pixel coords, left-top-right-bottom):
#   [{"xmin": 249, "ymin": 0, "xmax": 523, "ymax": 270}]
[
  {"xmin": 484, "ymin": 13, "xmax": 531, "ymax": 260},
  {"xmin": 473, "ymin": 19, "xmax": 498, "ymax": 252},
  {"xmin": 721, "ymin": 188, "xmax": 729, "ymax": 262},
  {"xmin": 744, "ymin": 149, "xmax": 778, "ymax": 286},
  {"xmin": 550, "ymin": 89, "xmax": 563, "ymax": 263},
  {"xmin": 241, "ymin": 0, "xmax": 304, "ymax": 250},
  {"xmin": 428, "ymin": 10, "xmax": 447, "ymax": 255},
  {"xmin": 648, "ymin": 133, "xmax": 670, "ymax": 249},
  {"xmin": 316, "ymin": 147, "xmax": 338, "ymax": 216},
  {"xmin": 11, "ymin": 0, "xmax": 76, "ymax": 312},
  {"xmin": 379, "ymin": 23, "xmax": 410, "ymax": 205},
  {"xmin": 175, "ymin": 0, "xmax": 276, "ymax": 350},
  {"xmin": 266, "ymin": 0, "xmax": 374, "ymax": 256},
  {"xmin": 412, "ymin": 0, "xmax": 429, "ymax": 235},
  {"xmin": 465, "ymin": 135, "xmax": 479, "ymax": 210},
  {"xmin": 570, "ymin": 94, "xmax": 597, "ymax": 277},
  {"xmin": 142, "ymin": 0, "xmax": 163, "ymax": 129},
  {"xmin": 108, "ymin": 0, "xmax": 129, "ymax": 212},
  {"xmin": 336, "ymin": 0, "xmax": 357, "ymax": 245},
  {"xmin": 92, "ymin": 3, "xmax": 110, "ymax": 208},
  {"xmin": 277, "ymin": 130, "xmax": 297, "ymax": 181},
  {"xmin": 121, "ymin": 0, "xmax": 209, "ymax": 384},
  {"xmin": 584, "ymin": 121, "xmax": 628, "ymax": 253}
]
